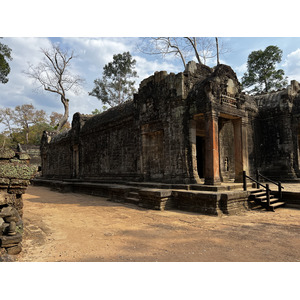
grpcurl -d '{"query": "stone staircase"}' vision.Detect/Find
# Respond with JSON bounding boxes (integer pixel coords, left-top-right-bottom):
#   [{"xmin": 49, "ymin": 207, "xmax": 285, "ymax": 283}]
[
  {"xmin": 248, "ymin": 188, "xmax": 285, "ymax": 211},
  {"xmin": 125, "ymin": 190, "xmax": 140, "ymax": 205}
]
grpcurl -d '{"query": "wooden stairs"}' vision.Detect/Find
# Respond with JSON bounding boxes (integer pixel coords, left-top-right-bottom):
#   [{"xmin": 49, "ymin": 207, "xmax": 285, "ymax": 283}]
[
  {"xmin": 248, "ymin": 189, "xmax": 285, "ymax": 211},
  {"xmin": 243, "ymin": 171, "xmax": 286, "ymax": 211}
]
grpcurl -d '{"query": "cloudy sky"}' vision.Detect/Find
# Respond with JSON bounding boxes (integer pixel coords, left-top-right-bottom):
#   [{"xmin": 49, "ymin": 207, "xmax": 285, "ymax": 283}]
[
  {"xmin": 1, "ymin": 36, "xmax": 300, "ymax": 124},
  {"xmin": 1, "ymin": 1, "xmax": 300, "ymax": 133}
]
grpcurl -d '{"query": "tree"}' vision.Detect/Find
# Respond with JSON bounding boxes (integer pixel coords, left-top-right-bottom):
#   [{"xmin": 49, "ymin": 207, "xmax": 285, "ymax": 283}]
[
  {"xmin": 13, "ymin": 104, "xmax": 47, "ymax": 144},
  {"xmin": 0, "ymin": 39, "xmax": 13, "ymax": 84},
  {"xmin": 242, "ymin": 45, "xmax": 288, "ymax": 94},
  {"xmin": 24, "ymin": 43, "xmax": 84, "ymax": 131},
  {"xmin": 0, "ymin": 107, "xmax": 14, "ymax": 135},
  {"xmin": 137, "ymin": 37, "xmax": 228, "ymax": 68},
  {"xmin": 89, "ymin": 52, "xmax": 138, "ymax": 107},
  {"xmin": 50, "ymin": 111, "xmax": 70, "ymax": 130},
  {"xmin": 0, "ymin": 107, "xmax": 15, "ymax": 147}
]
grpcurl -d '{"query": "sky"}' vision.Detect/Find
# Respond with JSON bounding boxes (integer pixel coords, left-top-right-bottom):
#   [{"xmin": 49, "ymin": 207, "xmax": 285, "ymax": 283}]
[{"xmin": 1, "ymin": 36, "xmax": 300, "ymax": 132}]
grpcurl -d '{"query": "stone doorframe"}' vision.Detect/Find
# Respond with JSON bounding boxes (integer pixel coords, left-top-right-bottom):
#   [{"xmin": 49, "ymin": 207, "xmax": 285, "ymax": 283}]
[{"xmin": 190, "ymin": 112, "xmax": 249, "ymax": 185}]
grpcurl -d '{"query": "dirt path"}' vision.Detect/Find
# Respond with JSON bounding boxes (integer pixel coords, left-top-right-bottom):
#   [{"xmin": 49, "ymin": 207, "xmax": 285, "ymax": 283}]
[{"xmin": 16, "ymin": 185, "xmax": 300, "ymax": 262}]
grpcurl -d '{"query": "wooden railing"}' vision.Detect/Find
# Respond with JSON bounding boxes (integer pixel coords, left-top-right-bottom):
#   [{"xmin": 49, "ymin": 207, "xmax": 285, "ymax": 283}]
[{"xmin": 243, "ymin": 170, "xmax": 284, "ymax": 203}]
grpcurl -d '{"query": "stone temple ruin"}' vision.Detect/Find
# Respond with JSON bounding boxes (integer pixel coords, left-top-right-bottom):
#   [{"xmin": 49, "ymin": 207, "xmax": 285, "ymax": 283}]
[
  {"xmin": 0, "ymin": 147, "xmax": 36, "ymax": 256},
  {"xmin": 34, "ymin": 62, "xmax": 300, "ymax": 215}
]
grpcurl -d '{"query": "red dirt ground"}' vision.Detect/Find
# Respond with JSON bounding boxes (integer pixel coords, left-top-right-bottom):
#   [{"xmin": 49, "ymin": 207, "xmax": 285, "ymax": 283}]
[{"xmin": 14, "ymin": 185, "xmax": 300, "ymax": 262}]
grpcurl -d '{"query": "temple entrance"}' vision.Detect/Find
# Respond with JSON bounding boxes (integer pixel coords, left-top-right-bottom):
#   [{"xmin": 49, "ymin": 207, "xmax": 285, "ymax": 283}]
[
  {"xmin": 191, "ymin": 112, "xmax": 248, "ymax": 185},
  {"xmin": 219, "ymin": 117, "xmax": 235, "ymax": 182}
]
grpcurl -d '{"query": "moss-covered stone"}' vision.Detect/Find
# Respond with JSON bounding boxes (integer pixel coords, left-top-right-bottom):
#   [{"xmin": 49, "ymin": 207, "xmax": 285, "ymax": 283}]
[
  {"xmin": 17, "ymin": 153, "xmax": 31, "ymax": 160},
  {"xmin": 10, "ymin": 179, "xmax": 30, "ymax": 186},
  {"xmin": 0, "ymin": 178, "xmax": 10, "ymax": 185},
  {"xmin": 0, "ymin": 163, "xmax": 37, "ymax": 179},
  {"xmin": 0, "ymin": 148, "xmax": 15, "ymax": 159}
]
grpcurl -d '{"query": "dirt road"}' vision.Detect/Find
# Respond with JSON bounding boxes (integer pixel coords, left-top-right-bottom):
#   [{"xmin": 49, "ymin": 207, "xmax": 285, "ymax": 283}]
[{"xmin": 16, "ymin": 185, "xmax": 300, "ymax": 262}]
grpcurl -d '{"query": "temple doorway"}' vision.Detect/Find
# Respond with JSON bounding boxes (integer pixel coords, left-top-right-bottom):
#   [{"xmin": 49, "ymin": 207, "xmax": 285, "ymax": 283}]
[{"xmin": 218, "ymin": 117, "xmax": 235, "ymax": 182}]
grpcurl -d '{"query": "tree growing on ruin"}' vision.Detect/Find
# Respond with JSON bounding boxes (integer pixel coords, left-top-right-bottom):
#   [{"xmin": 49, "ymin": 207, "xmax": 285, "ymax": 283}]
[
  {"xmin": 242, "ymin": 45, "xmax": 288, "ymax": 94},
  {"xmin": 137, "ymin": 37, "xmax": 228, "ymax": 68},
  {"xmin": 24, "ymin": 43, "xmax": 84, "ymax": 131},
  {"xmin": 89, "ymin": 52, "xmax": 138, "ymax": 107},
  {"xmin": 0, "ymin": 39, "xmax": 13, "ymax": 84}
]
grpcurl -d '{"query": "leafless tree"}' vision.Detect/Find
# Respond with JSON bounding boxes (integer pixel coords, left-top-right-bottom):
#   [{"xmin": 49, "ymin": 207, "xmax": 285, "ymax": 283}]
[
  {"xmin": 24, "ymin": 43, "xmax": 84, "ymax": 132},
  {"xmin": 137, "ymin": 37, "xmax": 229, "ymax": 68},
  {"xmin": 137, "ymin": 37, "xmax": 189, "ymax": 68}
]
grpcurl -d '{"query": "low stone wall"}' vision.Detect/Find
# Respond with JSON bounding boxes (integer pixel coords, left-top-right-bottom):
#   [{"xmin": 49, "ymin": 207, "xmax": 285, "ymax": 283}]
[
  {"xmin": 0, "ymin": 148, "xmax": 36, "ymax": 257},
  {"xmin": 272, "ymin": 191, "xmax": 300, "ymax": 208}
]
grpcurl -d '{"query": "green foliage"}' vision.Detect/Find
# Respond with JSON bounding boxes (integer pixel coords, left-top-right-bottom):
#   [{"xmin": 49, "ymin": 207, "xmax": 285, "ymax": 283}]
[
  {"xmin": 89, "ymin": 52, "xmax": 138, "ymax": 107},
  {"xmin": 0, "ymin": 39, "xmax": 12, "ymax": 84},
  {"xmin": 91, "ymin": 105, "xmax": 108, "ymax": 115},
  {"xmin": 0, "ymin": 103, "xmax": 61, "ymax": 147},
  {"xmin": 242, "ymin": 45, "xmax": 288, "ymax": 94}
]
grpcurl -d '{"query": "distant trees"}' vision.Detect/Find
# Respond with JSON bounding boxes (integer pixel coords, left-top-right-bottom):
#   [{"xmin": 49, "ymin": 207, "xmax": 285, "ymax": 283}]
[
  {"xmin": 137, "ymin": 37, "xmax": 227, "ymax": 68},
  {"xmin": 0, "ymin": 38, "xmax": 12, "ymax": 84},
  {"xmin": 13, "ymin": 104, "xmax": 47, "ymax": 144},
  {"xmin": 0, "ymin": 104, "xmax": 69, "ymax": 147},
  {"xmin": 242, "ymin": 45, "xmax": 288, "ymax": 94},
  {"xmin": 89, "ymin": 52, "xmax": 138, "ymax": 107},
  {"xmin": 24, "ymin": 43, "xmax": 84, "ymax": 132}
]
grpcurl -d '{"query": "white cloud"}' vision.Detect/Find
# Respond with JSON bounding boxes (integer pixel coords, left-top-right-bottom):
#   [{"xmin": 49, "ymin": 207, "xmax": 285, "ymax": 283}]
[{"xmin": 283, "ymin": 48, "xmax": 300, "ymax": 81}]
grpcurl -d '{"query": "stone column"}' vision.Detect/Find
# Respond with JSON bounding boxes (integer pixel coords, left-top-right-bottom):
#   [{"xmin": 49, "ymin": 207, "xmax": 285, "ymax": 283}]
[
  {"xmin": 189, "ymin": 119, "xmax": 201, "ymax": 183},
  {"xmin": 204, "ymin": 112, "xmax": 220, "ymax": 185},
  {"xmin": 233, "ymin": 118, "xmax": 248, "ymax": 182}
]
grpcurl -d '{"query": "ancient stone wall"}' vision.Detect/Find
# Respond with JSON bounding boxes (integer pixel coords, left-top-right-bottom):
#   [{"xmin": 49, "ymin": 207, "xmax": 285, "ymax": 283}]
[
  {"xmin": 39, "ymin": 62, "xmax": 300, "ymax": 185},
  {"xmin": 0, "ymin": 148, "xmax": 36, "ymax": 256},
  {"xmin": 254, "ymin": 80, "xmax": 300, "ymax": 180}
]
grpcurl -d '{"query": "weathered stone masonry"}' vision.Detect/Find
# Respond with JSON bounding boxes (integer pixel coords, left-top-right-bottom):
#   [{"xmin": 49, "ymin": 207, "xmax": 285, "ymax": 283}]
[
  {"xmin": 38, "ymin": 62, "xmax": 300, "ymax": 214},
  {"xmin": 0, "ymin": 148, "xmax": 36, "ymax": 256}
]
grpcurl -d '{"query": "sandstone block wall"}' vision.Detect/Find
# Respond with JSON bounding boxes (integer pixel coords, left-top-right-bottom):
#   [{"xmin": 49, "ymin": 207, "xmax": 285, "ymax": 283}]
[{"xmin": 0, "ymin": 148, "xmax": 36, "ymax": 256}]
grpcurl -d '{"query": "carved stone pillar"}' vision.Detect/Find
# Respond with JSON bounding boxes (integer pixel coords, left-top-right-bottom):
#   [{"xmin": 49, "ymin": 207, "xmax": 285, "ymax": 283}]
[
  {"xmin": 189, "ymin": 119, "xmax": 201, "ymax": 183},
  {"xmin": 204, "ymin": 112, "xmax": 220, "ymax": 185},
  {"xmin": 232, "ymin": 118, "xmax": 248, "ymax": 182}
]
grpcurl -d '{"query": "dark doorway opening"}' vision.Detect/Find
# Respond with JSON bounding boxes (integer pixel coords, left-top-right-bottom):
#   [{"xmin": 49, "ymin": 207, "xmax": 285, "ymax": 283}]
[{"xmin": 196, "ymin": 136, "xmax": 205, "ymax": 178}]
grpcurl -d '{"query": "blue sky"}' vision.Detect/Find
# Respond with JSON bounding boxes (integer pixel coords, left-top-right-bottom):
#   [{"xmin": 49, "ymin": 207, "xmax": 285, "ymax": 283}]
[
  {"xmin": 1, "ymin": 1, "xmax": 300, "ymax": 132},
  {"xmin": 1, "ymin": 36, "xmax": 300, "ymax": 128}
]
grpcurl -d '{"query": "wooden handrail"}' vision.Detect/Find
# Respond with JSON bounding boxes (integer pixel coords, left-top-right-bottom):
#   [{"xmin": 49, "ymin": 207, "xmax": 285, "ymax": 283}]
[
  {"xmin": 243, "ymin": 171, "xmax": 271, "ymax": 209},
  {"xmin": 243, "ymin": 171, "xmax": 267, "ymax": 190},
  {"xmin": 243, "ymin": 170, "xmax": 285, "ymax": 204},
  {"xmin": 256, "ymin": 170, "xmax": 284, "ymax": 189}
]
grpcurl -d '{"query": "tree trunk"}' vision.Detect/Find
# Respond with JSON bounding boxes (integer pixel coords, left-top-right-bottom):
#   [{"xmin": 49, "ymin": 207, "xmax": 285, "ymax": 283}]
[
  {"xmin": 216, "ymin": 38, "xmax": 220, "ymax": 65},
  {"xmin": 56, "ymin": 96, "xmax": 69, "ymax": 132},
  {"xmin": 185, "ymin": 37, "xmax": 203, "ymax": 65}
]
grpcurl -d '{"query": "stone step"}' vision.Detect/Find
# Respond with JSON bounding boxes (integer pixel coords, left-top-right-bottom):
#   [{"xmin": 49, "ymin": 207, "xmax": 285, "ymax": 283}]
[
  {"xmin": 256, "ymin": 195, "xmax": 275, "ymax": 201},
  {"xmin": 250, "ymin": 191, "xmax": 266, "ymax": 197},
  {"xmin": 261, "ymin": 198, "xmax": 280, "ymax": 204},
  {"xmin": 270, "ymin": 202, "xmax": 286, "ymax": 208},
  {"xmin": 125, "ymin": 197, "xmax": 140, "ymax": 204}
]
